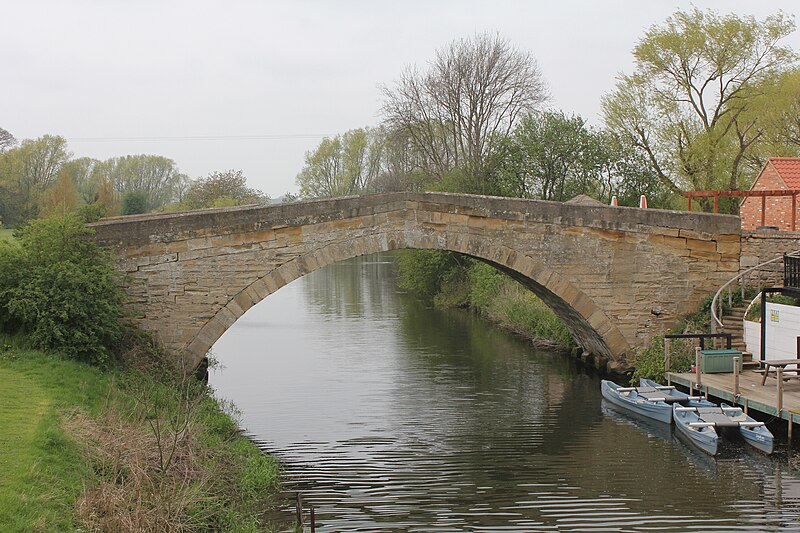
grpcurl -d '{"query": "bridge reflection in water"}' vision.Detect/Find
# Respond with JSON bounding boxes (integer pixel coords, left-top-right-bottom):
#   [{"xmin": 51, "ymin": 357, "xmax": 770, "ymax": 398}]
[{"xmin": 211, "ymin": 253, "xmax": 800, "ymax": 532}]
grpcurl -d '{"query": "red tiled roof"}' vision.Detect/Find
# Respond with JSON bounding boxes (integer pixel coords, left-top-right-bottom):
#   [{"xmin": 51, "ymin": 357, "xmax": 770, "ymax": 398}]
[{"xmin": 771, "ymin": 157, "xmax": 800, "ymax": 189}]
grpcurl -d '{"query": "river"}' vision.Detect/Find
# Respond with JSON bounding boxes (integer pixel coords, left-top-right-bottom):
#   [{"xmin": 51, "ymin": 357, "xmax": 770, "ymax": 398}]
[{"xmin": 211, "ymin": 252, "xmax": 800, "ymax": 532}]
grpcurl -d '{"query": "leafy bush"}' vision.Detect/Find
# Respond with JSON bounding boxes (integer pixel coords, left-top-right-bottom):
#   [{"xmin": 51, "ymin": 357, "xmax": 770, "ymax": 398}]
[
  {"xmin": 395, "ymin": 249, "xmax": 465, "ymax": 300},
  {"xmin": 631, "ymin": 336, "xmax": 695, "ymax": 383},
  {"xmin": 121, "ymin": 190, "xmax": 148, "ymax": 215},
  {"xmin": 0, "ymin": 214, "xmax": 124, "ymax": 365}
]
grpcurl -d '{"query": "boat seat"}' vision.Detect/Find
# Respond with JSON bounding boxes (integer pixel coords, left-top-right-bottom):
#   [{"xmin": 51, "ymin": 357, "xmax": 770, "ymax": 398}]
[
  {"xmin": 695, "ymin": 408, "xmax": 740, "ymax": 428},
  {"xmin": 637, "ymin": 389, "xmax": 690, "ymax": 403}
]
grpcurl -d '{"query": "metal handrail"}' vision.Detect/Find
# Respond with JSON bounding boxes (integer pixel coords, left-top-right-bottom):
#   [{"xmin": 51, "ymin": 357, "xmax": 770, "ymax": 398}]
[
  {"xmin": 742, "ymin": 291, "xmax": 762, "ymax": 326},
  {"xmin": 710, "ymin": 249, "xmax": 800, "ymax": 332}
]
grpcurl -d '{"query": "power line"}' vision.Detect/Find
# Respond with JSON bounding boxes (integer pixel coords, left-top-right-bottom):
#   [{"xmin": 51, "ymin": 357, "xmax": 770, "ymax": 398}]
[{"xmin": 67, "ymin": 133, "xmax": 335, "ymax": 143}]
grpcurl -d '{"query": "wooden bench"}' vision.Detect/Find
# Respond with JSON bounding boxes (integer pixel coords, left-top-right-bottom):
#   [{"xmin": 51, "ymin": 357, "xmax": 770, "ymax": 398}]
[{"xmin": 760, "ymin": 359, "xmax": 800, "ymax": 386}]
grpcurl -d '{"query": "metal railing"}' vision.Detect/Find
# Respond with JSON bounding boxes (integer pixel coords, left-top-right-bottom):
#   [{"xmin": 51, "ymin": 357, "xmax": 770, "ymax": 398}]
[
  {"xmin": 785, "ymin": 254, "xmax": 800, "ymax": 289},
  {"xmin": 710, "ymin": 249, "xmax": 800, "ymax": 333}
]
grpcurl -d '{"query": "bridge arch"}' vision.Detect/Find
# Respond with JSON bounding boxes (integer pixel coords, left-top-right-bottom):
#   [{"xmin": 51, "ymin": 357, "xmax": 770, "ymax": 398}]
[
  {"xmin": 89, "ymin": 192, "xmax": 741, "ymax": 371},
  {"xmin": 184, "ymin": 231, "xmax": 626, "ymax": 370}
]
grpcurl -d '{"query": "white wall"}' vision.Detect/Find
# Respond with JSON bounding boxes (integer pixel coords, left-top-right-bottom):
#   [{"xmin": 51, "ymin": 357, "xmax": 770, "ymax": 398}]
[{"xmin": 744, "ymin": 302, "xmax": 800, "ymax": 367}]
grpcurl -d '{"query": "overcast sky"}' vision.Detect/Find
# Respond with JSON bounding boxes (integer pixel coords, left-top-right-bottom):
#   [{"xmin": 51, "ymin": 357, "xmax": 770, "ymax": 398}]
[{"xmin": 3, "ymin": 1, "xmax": 799, "ymax": 197}]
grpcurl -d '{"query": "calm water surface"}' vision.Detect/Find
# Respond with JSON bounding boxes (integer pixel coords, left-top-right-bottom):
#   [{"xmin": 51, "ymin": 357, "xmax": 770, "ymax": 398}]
[{"xmin": 212, "ymin": 252, "xmax": 800, "ymax": 532}]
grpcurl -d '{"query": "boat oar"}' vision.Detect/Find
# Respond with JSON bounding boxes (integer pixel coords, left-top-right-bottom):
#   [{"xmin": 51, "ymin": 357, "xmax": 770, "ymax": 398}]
[
  {"xmin": 643, "ymin": 397, "xmax": 667, "ymax": 402},
  {"xmin": 738, "ymin": 421, "xmax": 765, "ymax": 427},
  {"xmin": 688, "ymin": 422, "xmax": 715, "ymax": 428},
  {"xmin": 654, "ymin": 386, "xmax": 676, "ymax": 390},
  {"xmin": 616, "ymin": 387, "xmax": 636, "ymax": 392},
  {"xmin": 675, "ymin": 407, "xmax": 697, "ymax": 412},
  {"xmin": 721, "ymin": 407, "xmax": 742, "ymax": 412}
]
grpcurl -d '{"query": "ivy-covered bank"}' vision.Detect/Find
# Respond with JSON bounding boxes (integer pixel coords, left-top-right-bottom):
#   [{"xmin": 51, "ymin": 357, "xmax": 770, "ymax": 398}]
[
  {"xmin": 0, "ymin": 215, "xmax": 288, "ymax": 532},
  {"xmin": 395, "ymin": 250, "xmax": 575, "ymax": 351}
]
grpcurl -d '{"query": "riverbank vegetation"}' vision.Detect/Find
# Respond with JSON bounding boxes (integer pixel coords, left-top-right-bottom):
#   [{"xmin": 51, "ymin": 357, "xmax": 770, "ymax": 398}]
[
  {"xmin": 628, "ymin": 296, "xmax": 735, "ymax": 383},
  {"xmin": 0, "ymin": 218, "xmax": 286, "ymax": 531},
  {"xmin": 0, "ymin": 346, "xmax": 283, "ymax": 532},
  {"xmin": 395, "ymin": 250, "xmax": 574, "ymax": 350}
]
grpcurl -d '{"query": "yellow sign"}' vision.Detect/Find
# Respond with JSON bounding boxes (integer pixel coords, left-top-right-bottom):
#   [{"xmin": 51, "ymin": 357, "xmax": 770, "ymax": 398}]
[{"xmin": 770, "ymin": 309, "xmax": 780, "ymax": 322}]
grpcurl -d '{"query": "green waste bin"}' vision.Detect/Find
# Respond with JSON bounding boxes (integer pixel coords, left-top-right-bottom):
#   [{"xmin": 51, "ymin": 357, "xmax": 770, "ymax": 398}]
[{"xmin": 700, "ymin": 349, "xmax": 743, "ymax": 373}]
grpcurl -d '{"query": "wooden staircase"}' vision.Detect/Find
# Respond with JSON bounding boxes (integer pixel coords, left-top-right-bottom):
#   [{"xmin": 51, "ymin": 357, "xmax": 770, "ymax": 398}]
[{"xmin": 720, "ymin": 305, "xmax": 759, "ymax": 369}]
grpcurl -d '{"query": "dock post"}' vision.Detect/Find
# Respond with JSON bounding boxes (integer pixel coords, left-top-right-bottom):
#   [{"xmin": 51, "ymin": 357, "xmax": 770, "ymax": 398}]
[
  {"xmin": 296, "ymin": 493, "xmax": 303, "ymax": 528},
  {"xmin": 695, "ymin": 347, "xmax": 702, "ymax": 391},
  {"xmin": 733, "ymin": 356, "xmax": 740, "ymax": 398},
  {"xmin": 665, "ymin": 338, "xmax": 671, "ymax": 385},
  {"xmin": 777, "ymin": 368, "xmax": 784, "ymax": 417}
]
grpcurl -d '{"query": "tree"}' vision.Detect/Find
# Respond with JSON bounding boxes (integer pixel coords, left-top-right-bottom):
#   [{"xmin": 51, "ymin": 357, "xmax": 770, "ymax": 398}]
[
  {"xmin": 381, "ymin": 33, "xmax": 548, "ymax": 190},
  {"xmin": 39, "ymin": 171, "xmax": 80, "ymax": 217},
  {"xmin": 602, "ymin": 8, "xmax": 797, "ymax": 203},
  {"xmin": 182, "ymin": 169, "xmax": 265, "ymax": 209},
  {"xmin": 92, "ymin": 154, "xmax": 187, "ymax": 212},
  {"xmin": 122, "ymin": 190, "xmax": 149, "ymax": 215},
  {"xmin": 0, "ymin": 127, "xmax": 15, "ymax": 153},
  {"xmin": 491, "ymin": 111, "xmax": 600, "ymax": 201},
  {"xmin": 296, "ymin": 128, "xmax": 385, "ymax": 198},
  {"xmin": 0, "ymin": 135, "xmax": 71, "ymax": 225},
  {"xmin": 744, "ymin": 68, "xmax": 800, "ymax": 165},
  {"xmin": 61, "ymin": 157, "xmax": 100, "ymax": 204},
  {"xmin": 489, "ymin": 111, "xmax": 676, "ymax": 208}
]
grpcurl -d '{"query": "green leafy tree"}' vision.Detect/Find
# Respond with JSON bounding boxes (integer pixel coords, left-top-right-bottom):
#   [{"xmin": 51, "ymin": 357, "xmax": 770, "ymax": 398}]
[
  {"xmin": 122, "ymin": 190, "xmax": 149, "ymax": 215},
  {"xmin": 743, "ymin": 68, "xmax": 800, "ymax": 165},
  {"xmin": 296, "ymin": 128, "xmax": 385, "ymax": 198},
  {"xmin": 182, "ymin": 169, "xmax": 265, "ymax": 209},
  {"xmin": 0, "ymin": 135, "xmax": 71, "ymax": 225},
  {"xmin": 491, "ymin": 111, "xmax": 600, "ymax": 201},
  {"xmin": 92, "ymin": 154, "xmax": 187, "ymax": 212},
  {"xmin": 488, "ymin": 111, "xmax": 673, "ymax": 207},
  {"xmin": 0, "ymin": 214, "xmax": 124, "ymax": 364},
  {"xmin": 602, "ymin": 8, "xmax": 797, "ymax": 204}
]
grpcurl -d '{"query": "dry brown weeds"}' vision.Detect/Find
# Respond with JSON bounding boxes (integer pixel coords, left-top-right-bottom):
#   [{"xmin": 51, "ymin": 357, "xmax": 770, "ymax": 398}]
[{"xmin": 69, "ymin": 407, "xmax": 214, "ymax": 533}]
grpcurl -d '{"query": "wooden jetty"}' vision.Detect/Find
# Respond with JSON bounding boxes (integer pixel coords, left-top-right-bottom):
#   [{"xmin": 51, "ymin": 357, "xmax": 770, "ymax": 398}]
[{"xmin": 667, "ymin": 368, "xmax": 800, "ymax": 428}]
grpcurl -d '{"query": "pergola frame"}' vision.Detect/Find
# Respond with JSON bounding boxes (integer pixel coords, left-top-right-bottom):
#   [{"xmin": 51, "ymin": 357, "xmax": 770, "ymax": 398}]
[{"xmin": 684, "ymin": 189, "xmax": 800, "ymax": 231}]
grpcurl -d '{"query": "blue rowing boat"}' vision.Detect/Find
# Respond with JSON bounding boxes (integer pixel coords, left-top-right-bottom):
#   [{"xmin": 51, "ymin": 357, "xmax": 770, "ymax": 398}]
[
  {"xmin": 600, "ymin": 379, "xmax": 707, "ymax": 424},
  {"xmin": 673, "ymin": 403, "xmax": 774, "ymax": 455}
]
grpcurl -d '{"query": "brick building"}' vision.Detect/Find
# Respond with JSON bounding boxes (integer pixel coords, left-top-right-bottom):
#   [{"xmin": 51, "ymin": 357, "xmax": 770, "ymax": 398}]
[{"xmin": 740, "ymin": 157, "xmax": 800, "ymax": 231}]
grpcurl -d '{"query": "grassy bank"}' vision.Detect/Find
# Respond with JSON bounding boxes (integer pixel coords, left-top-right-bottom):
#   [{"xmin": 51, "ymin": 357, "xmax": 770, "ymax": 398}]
[
  {"xmin": 395, "ymin": 250, "xmax": 575, "ymax": 350},
  {"xmin": 0, "ymin": 346, "xmax": 286, "ymax": 532}
]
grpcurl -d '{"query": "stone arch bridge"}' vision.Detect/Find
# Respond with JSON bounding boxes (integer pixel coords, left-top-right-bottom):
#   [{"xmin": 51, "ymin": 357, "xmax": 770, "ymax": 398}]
[{"xmin": 90, "ymin": 192, "xmax": 741, "ymax": 370}]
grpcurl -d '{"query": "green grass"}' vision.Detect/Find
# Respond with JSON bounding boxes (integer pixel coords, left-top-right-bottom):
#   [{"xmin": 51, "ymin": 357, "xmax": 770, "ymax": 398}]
[
  {"xmin": 0, "ymin": 229, "xmax": 14, "ymax": 240},
  {"xmin": 0, "ymin": 347, "xmax": 285, "ymax": 532},
  {"xmin": 0, "ymin": 350, "xmax": 109, "ymax": 531}
]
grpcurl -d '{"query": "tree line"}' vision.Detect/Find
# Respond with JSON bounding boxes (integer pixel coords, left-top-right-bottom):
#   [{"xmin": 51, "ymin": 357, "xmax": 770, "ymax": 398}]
[
  {"xmin": 0, "ymin": 131, "xmax": 267, "ymax": 228},
  {"xmin": 297, "ymin": 9, "xmax": 800, "ymax": 213}
]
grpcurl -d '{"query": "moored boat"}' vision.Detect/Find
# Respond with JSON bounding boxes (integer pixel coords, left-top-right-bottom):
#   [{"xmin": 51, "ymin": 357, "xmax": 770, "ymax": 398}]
[
  {"xmin": 600, "ymin": 380, "xmax": 704, "ymax": 424},
  {"xmin": 672, "ymin": 403, "xmax": 719, "ymax": 455},
  {"xmin": 639, "ymin": 379, "xmax": 715, "ymax": 407},
  {"xmin": 721, "ymin": 403, "xmax": 774, "ymax": 455},
  {"xmin": 673, "ymin": 403, "xmax": 774, "ymax": 455}
]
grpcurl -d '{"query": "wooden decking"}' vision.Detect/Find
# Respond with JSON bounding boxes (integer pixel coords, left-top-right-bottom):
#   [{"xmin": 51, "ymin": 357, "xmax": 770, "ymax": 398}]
[{"xmin": 667, "ymin": 369, "xmax": 800, "ymax": 424}]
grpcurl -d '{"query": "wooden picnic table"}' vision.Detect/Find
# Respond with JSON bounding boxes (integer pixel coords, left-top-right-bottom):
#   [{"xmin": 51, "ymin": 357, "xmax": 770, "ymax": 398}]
[{"xmin": 760, "ymin": 359, "xmax": 800, "ymax": 386}]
